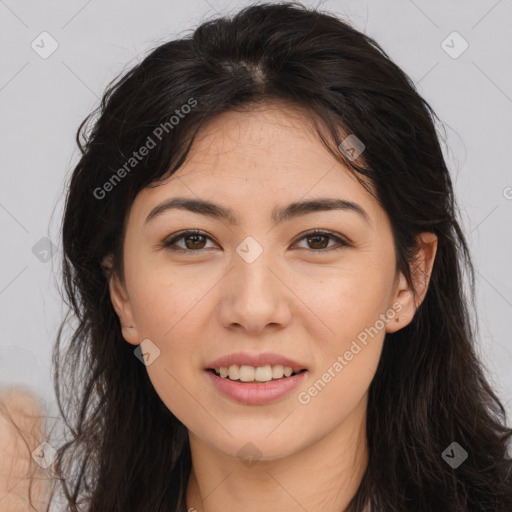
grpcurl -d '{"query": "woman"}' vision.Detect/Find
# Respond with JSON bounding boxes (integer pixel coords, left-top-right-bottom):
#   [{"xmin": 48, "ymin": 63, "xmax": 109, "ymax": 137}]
[{"xmin": 40, "ymin": 2, "xmax": 512, "ymax": 511}]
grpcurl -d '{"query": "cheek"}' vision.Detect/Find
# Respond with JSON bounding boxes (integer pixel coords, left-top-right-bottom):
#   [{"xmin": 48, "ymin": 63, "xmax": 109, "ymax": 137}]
[
  {"xmin": 298, "ymin": 275, "xmax": 388, "ymax": 421},
  {"xmin": 127, "ymin": 268, "xmax": 208, "ymax": 388},
  {"xmin": 303, "ymin": 265, "xmax": 392, "ymax": 404},
  {"xmin": 128, "ymin": 265, "xmax": 201, "ymax": 339},
  {"xmin": 314, "ymin": 265, "xmax": 394, "ymax": 344},
  {"xmin": 135, "ymin": 293, "xmax": 203, "ymax": 428}
]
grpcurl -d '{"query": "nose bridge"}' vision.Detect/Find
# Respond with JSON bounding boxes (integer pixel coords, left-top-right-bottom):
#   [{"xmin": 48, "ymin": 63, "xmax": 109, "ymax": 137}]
[
  {"xmin": 234, "ymin": 237, "xmax": 279, "ymax": 306},
  {"xmin": 220, "ymin": 235, "xmax": 290, "ymax": 332}
]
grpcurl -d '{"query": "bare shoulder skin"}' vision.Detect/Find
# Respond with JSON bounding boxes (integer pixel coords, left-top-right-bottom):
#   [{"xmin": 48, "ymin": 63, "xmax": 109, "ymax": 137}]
[{"xmin": 0, "ymin": 388, "xmax": 52, "ymax": 512}]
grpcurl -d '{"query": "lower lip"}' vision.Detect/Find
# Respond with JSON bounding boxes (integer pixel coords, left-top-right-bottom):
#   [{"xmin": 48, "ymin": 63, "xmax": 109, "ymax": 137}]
[{"xmin": 206, "ymin": 370, "xmax": 308, "ymax": 405}]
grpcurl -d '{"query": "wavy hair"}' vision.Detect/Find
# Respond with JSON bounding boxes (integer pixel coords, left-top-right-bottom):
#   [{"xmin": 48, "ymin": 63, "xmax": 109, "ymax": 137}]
[{"xmin": 47, "ymin": 2, "xmax": 512, "ymax": 511}]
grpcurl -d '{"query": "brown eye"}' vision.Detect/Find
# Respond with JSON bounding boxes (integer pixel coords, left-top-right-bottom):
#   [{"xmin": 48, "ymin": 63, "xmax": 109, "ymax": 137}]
[
  {"xmin": 305, "ymin": 234, "xmax": 330, "ymax": 250},
  {"xmin": 163, "ymin": 230, "xmax": 217, "ymax": 252},
  {"xmin": 182, "ymin": 234, "xmax": 207, "ymax": 250},
  {"xmin": 294, "ymin": 230, "xmax": 350, "ymax": 252},
  {"xmin": 163, "ymin": 229, "xmax": 350, "ymax": 254}
]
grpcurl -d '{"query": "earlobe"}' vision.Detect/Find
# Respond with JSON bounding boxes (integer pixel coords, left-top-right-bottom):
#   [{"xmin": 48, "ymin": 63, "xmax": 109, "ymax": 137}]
[
  {"xmin": 103, "ymin": 257, "xmax": 140, "ymax": 346},
  {"xmin": 386, "ymin": 272, "xmax": 412, "ymax": 333},
  {"xmin": 386, "ymin": 232, "xmax": 438, "ymax": 333}
]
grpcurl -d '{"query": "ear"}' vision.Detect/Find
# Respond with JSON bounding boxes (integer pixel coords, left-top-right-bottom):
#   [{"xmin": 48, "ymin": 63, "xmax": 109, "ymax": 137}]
[
  {"xmin": 101, "ymin": 254, "xmax": 140, "ymax": 345},
  {"xmin": 386, "ymin": 232, "xmax": 438, "ymax": 333}
]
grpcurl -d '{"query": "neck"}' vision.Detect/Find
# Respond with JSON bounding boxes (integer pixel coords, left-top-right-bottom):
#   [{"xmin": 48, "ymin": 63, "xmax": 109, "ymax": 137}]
[{"xmin": 186, "ymin": 397, "xmax": 368, "ymax": 512}]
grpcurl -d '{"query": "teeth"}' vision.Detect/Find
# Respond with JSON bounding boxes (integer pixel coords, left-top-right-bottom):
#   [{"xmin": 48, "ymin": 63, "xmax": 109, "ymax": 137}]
[
  {"xmin": 239, "ymin": 365, "xmax": 255, "ymax": 382},
  {"xmin": 215, "ymin": 364, "xmax": 299, "ymax": 382},
  {"xmin": 255, "ymin": 365, "xmax": 272, "ymax": 382},
  {"xmin": 272, "ymin": 365, "xmax": 284, "ymax": 379},
  {"xmin": 228, "ymin": 364, "xmax": 239, "ymax": 381}
]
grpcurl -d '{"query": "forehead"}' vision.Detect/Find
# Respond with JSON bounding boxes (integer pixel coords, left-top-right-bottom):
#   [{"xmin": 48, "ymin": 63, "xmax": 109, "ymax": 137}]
[
  {"xmin": 174, "ymin": 103, "xmax": 336, "ymax": 179},
  {"xmin": 131, "ymin": 103, "xmax": 381, "ymax": 224}
]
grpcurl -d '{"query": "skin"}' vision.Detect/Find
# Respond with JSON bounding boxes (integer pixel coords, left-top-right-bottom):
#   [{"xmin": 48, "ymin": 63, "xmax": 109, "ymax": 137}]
[
  {"xmin": 0, "ymin": 388, "xmax": 51, "ymax": 511},
  {"xmin": 107, "ymin": 102, "xmax": 437, "ymax": 512}
]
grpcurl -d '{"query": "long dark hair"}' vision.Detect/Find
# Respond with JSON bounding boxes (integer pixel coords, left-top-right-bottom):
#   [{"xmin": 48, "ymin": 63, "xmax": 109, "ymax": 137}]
[{"xmin": 49, "ymin": 2, "xmax": 512, "ymax": 510}]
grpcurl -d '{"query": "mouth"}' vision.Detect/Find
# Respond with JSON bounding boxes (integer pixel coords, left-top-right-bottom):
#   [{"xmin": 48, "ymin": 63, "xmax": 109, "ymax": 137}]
[
  {"xmin": 207, "ymin": 364, "xmax": 307, "ymax": 383},
  {"xmin": 206, "ymin": 364, "xmax": 309, "ymax": 405}
]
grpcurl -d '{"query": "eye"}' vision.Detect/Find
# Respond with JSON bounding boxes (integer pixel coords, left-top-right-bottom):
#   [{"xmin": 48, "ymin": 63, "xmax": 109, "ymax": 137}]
[
  {"xmin": 162, "ymin": 230, "xmax": 217, "ymax": 252},
  {"xmin": 292, "ymin": 229, "xmax": 350, "ymax": 252},
  {"xmin": 162, "ymin": 229, "xmax": 350, "ymax": 253}
]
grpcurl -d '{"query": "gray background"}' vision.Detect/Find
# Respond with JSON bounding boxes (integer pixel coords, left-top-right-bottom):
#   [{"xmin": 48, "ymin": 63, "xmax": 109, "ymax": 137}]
[{"xmin": 1, "ymin": 0, "xmax": 511, "ymax": 422}]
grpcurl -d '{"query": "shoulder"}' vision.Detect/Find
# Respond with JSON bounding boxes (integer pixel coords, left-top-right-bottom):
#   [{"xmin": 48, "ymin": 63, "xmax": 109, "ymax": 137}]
[{"xmin": 0, "ymin": 387, "xmax": 51, "ymax": 511}]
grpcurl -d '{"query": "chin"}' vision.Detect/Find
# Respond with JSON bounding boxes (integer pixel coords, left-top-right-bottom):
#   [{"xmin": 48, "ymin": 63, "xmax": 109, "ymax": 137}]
[{"xmin": 205, "ymin": 426, "xmax": 309, "ymax": 462}]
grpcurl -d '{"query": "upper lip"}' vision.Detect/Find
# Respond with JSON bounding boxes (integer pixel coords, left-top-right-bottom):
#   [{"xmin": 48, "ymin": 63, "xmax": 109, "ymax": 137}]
[{"xmin": 206, "ymin": 352, "xmax": 307, "ymax": 372}]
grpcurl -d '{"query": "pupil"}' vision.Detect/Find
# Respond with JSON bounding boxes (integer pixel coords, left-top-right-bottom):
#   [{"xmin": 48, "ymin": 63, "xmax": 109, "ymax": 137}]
[
  {"xmin": 186, "ymin": 235, "xmax": 204, "ymax": 249},
  {"xmin": 309, "ymin": 235, "xmax": 327, "ymax": 249}
]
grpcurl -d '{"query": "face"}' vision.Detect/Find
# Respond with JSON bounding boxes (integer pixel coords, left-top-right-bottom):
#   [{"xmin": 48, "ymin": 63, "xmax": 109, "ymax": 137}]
[{"xmin": 107, "ymin": 103, "xmax": 429, "ymax": 462}]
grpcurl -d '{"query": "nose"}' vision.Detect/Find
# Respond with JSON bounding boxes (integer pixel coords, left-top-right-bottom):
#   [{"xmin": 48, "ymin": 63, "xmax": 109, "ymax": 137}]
[{"xmin": 218, "ymin": 249, "xmax": 292, "ymax": 335}]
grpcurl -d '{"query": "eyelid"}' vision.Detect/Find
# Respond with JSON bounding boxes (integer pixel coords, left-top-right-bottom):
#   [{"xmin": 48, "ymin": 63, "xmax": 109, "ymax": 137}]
[
  {"xmin": 162, "ymin": 229, "xmax": 218, "ymax": 252},
  {"xmin": 291, "ymin": 229, "xmax": 351, "ymax": 251},
  {"xmin": 162, "ymin": 228, "xmax": 351, "ymax": 253}
]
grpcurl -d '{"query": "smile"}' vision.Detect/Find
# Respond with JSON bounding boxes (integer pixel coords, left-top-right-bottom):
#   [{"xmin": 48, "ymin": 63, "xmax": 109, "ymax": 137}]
[
  {"xmin": 210, "ymin": 364, "xmax": 306, "ymax": 383},
  {"xmin": 206, "ymin": 367, "xmax": 308, "ymax": 405}
]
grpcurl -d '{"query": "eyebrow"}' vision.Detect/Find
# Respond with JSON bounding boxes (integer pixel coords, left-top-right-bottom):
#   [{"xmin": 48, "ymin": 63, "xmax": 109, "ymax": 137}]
[{"xmin": 144, "ymin": 196, "xmax": 371, "ymax": 226}]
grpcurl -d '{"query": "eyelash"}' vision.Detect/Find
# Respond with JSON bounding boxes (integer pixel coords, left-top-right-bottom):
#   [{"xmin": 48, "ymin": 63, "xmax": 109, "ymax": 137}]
[{"xmin": 162, "ymin": 229, "xmax": 350, "ymax": 254}]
